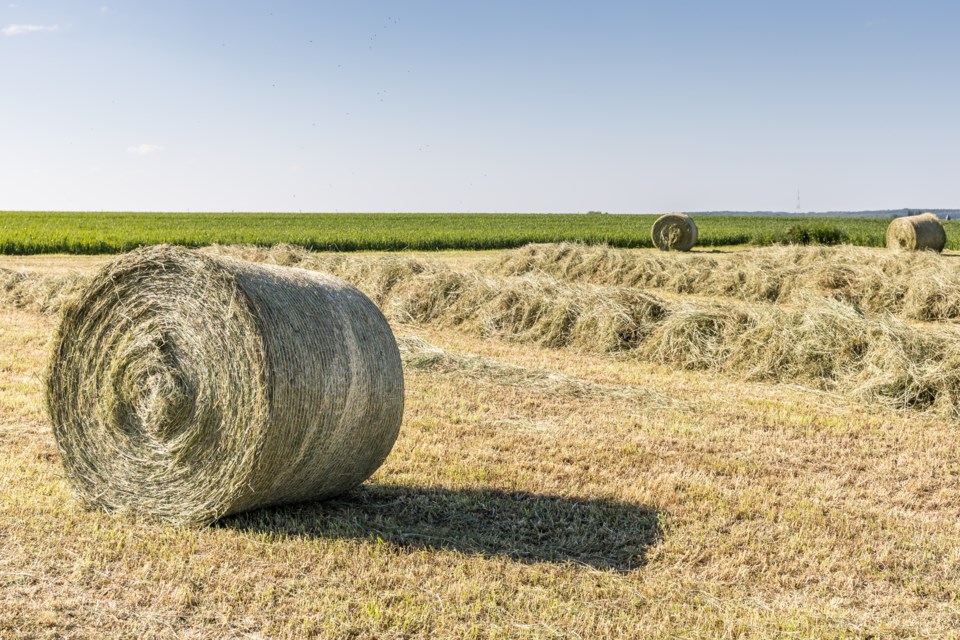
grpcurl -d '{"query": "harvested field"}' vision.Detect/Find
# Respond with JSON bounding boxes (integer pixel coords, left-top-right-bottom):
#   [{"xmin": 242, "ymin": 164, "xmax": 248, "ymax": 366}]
[
  {"xmin": 205, "ymin": 244, "xmax": 960, "ymax": 420},
  {"xmin": 3, "ymin": 245, "xmax": 960, "ymax": 637},
  {"xmin": 12, "ymin": 244, "xmax": 960, "ymax": 419},
  {"xmin": 495, "ymin": 242, "xmax": 960, "ymax": 321}
]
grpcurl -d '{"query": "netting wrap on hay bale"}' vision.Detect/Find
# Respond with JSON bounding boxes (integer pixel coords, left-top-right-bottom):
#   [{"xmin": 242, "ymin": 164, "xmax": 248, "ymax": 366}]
[
  {"xmin": 45, "ymin": 245, "xmax": 404, "ymax": 525},
  {"xmin": 651, "ymin": 213, "xmax": 698, "ymax": 251},
  {"xmin": 886, "ymin": 213, "xmax": 946, "ymax": 252}
]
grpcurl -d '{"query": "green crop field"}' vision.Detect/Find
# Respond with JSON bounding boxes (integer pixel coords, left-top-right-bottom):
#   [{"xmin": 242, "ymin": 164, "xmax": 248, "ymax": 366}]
[{"xmin": 0, "ymin": 211, "xmax": 948, "ymax": 254}]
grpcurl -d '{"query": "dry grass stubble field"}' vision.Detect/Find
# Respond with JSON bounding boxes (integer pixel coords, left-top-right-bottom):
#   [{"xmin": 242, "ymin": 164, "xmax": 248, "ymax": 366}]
[{"xmin": 2, "ymin": 245, "xmax": 960, "ymax": 638}]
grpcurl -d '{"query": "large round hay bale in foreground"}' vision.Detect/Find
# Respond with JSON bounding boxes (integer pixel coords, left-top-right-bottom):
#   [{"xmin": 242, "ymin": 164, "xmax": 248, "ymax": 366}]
[
  {"xmin": 46, "ymin": 245, "xmax": 404, "ymax": 526},
  {"xmin": 886, "ymin": 213, "xmax": 946, "ymax": 252},
  {"xmin": 651, "ymin": 213, "xmax": 698, "ymax": 251}
]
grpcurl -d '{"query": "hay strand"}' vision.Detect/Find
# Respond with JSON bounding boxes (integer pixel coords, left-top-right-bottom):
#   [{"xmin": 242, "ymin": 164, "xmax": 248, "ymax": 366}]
[
  {"xmin": 886, "ymin": 213, "xmax": 946, "ymax": 252},
  {"xmin": 651, "ymin": 213, "xmax": 698, "ymax": 251},
  {"xmin": 45, "ymin": 245, "xmax": 404, "ymax": 525}
]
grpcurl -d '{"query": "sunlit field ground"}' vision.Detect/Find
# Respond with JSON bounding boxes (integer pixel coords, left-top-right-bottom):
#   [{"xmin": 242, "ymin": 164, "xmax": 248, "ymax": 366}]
[
  {"xmin": 0, "ymin": 211, "xmax": 946, "ymax": 253},
  {"xmin": 2, "ymin": 245, "xmax": 960, "ymax": 638}
]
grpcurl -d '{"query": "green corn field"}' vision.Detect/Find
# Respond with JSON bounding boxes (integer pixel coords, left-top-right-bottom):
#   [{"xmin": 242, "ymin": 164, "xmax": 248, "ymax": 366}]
[{"xmin": 0, "ymin": 211, "xmax": 942, "ymax": 254}]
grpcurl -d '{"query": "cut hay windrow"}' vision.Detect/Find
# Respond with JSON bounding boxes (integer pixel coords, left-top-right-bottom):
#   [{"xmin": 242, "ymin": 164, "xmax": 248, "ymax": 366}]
[
  {"xmin": 204, "ymin": 245, "xmax": 672, "ymax": 350},
  {"xmin": 386, "ymin": 271, "xmax": 669, "ymax": 351},
  {"xmin": 493, "ymin": 242, "xmax": 960, "ymax": 322},
  {"xmin": 0, "ymin": 268, "xmax": 90, "ymax": 315},
  {"xmin": 45, "ymin": 245, "xmax": 404, "ymax": 525},
  {"xmin": 206, "ymin": 246, "xmax": 960, "ymax": 419},
  {"xmin": 18, "ymin": 243, "xmax": 960, "ymax": 422}
]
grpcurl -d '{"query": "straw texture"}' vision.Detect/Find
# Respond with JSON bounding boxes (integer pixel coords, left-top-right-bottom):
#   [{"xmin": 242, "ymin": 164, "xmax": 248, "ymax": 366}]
[
  {"xmin": 45, "ymin": 245, "xmax": 404, "ymax": 526},
  {"xmin": 493, "ymin": 242, "xmax": 960, "ymax": 321},
  {"xmin": 651, "ymin": 213, "xmax": 698, "ymax": 251},
  {"xmin": 886, "ymin": 213, "xmax": 946, "ymax": 252}
]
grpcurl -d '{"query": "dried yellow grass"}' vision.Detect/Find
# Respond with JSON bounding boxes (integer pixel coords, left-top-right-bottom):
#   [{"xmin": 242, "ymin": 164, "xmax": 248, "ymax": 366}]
[
  {"xmin": 397, "ymin": 335, "xmax": 671, "ymax": 403},
  {"xmin": 5, "ymin": 249, "xmax": 960, "ymax": 637},
  {"xmin": 0, "ymin": 268, "xmax": 89, "ymax": 315},
  {"xmin": 210, "ymin": 246, "xmax": 960, "ymax": 418},
  {"xmin": 495, "ymin": 242, "xmax": 960, "ymax": 321},
  {"xmin": 45, "ymin": 245, "xmax": 404, "ymax": 525},
  {"xmin": 17, "ymin": 243, "xmax": 960, "ymax": 420},
  {"xmin": 205, "ymin": 246, "xmax": 668, "ymax": 351}
]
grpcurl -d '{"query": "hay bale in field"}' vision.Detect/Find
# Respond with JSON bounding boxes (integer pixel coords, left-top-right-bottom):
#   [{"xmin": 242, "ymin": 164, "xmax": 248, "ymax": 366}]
[
  {"xmin": 651, "ymin": 213, "xmax": 698, "ymax": 251},
  {"xmin": 45, "ymin": 245, "xmax": 404, "ymax": 526},
  {"xmin": 886, "ymin": 213, "xmax": 946, "ymax": 252}
]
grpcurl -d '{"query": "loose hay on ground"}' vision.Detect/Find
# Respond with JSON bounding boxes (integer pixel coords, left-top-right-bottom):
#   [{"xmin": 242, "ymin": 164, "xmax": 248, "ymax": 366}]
[
  {"xmin": 0, "ymin": 268, "xmax": 90, "ymax": 315},
  {"xmin": 398, "ymin": 335, "xmax": 674, "ymax": 404},
  {"xmin": 494, "ymin": 242, "xmax": 960, "ymax": 321},
  {"xmin": 256, "ymin": 248, "xmax": 960, "ymax": 419},
  {"xmin": 21, "ymin": 243, "xmax": 960, "ymax": 421}
]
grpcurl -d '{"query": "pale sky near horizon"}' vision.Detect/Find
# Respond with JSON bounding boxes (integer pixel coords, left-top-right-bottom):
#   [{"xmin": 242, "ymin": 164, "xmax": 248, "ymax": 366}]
[{"xmin": 1, "ymin": 1, "xmax": 958, "ymax": 213}]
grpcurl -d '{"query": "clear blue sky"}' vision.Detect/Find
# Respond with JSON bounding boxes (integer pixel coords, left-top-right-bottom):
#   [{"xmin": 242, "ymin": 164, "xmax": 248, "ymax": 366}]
[{"xmin": 1, "ymin": 1, "xmax": 958, "ymax": 213}]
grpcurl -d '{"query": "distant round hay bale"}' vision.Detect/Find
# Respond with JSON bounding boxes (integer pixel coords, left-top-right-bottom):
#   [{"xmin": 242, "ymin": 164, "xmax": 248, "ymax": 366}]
[
  {"xmin": 886, "ymin": 213, "xmax": 946, "ymax": 252},
  {"xmin": 651, "ymin": 213, "xmax": 698, "ymax": 251},
  {"xmin": 45, "ymin": 245, "xmax": 404, "ymax": 526}
]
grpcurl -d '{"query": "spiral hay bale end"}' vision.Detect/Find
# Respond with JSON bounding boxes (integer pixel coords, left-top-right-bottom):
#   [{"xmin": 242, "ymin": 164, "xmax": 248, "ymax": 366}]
[
  {"xmin": 886, "ymin": 213, "xmax": 946, "ymax": 253},
  {"xmin": 45, "ymin": 245, "xmax": 404, "ymax": 526},
  {"xmin": 651, "ymin": 213, "xmax": 699, "ymax": 251}
]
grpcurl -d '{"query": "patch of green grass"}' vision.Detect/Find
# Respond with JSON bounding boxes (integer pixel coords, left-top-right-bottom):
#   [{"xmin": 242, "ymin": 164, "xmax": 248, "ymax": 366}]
[
  {"xmin": 0, "ymin": 211, "xmax": 923, "ymax": 254},
  {"xmin": 781, "ymin": 223, "xmax": 850, "ymax": 245}
]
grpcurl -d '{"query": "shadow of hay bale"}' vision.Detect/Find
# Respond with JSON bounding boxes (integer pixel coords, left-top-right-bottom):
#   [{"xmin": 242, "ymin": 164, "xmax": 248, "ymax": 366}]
[{"xmin": 220, "ymin": 484, "xmax": 663, "ymax": 572}]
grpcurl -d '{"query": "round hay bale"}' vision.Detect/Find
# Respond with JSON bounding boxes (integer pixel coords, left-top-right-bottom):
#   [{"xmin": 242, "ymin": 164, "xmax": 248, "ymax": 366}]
[
  {"xmin": 651, "ymin": 213, "xmax": 698, "ymax": 251},
  {"xmin": 45, "ymin": 245, "xmax": 404, "ymax": 526},
  {"xmin": 886, "ymin": 213, "xmax": 946, "ymax": 252}
]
